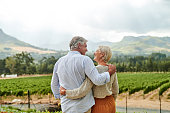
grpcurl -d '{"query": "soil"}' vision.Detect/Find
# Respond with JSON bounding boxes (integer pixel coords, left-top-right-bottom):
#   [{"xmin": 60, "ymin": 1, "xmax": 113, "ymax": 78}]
[
  {"xmin": 116, "ymin": 89, "xmax": 170, "ymax": 111},
  {"xmin": 0, "ymin": 89, "xmax": 169, "ymax": 111}
]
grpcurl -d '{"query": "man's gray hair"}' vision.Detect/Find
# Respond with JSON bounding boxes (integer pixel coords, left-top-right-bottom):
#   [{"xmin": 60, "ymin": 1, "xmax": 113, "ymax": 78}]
[{"xmin": 69, "ymin": 36, "xmax": 87, "ymax": 50}]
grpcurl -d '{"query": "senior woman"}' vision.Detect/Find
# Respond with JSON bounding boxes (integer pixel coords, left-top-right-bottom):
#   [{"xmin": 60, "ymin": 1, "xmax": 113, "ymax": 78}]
[{"xmin": 60, "ymin": 46, "xmax": 119, "ymax": 113}]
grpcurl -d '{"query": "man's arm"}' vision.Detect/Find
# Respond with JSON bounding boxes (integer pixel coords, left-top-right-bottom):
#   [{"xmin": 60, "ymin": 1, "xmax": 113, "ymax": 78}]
[
  {"xmin": 60, "ymin": 65, "xmax": 116, "ymax": 99},
  {"xmin": 51, "ymin": 62, "xmax": 60, "ymax": 99},
  {"xmin": 60, "ymin": 58, "xmax": 116, "ymax": 99},
  {"xmin": 84, "ymin": 57, "xmax": 115, "ymax": 85}
]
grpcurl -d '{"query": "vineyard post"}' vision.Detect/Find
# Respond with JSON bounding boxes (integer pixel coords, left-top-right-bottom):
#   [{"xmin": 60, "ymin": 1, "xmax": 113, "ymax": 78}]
[
  {"xmin": 142, "ymin": 82, "xmax": 145, "ymax": 99},
  {"xmin": 126, "ymin": 92, "xmax": 127, "ymax": 113},
  {"xmin": 159, "ymin": 93, "xmax": 161, "ymax": 113},
  {"xmin": 48, "ymin": 93, "xmax": 51, "ymax": 103},
  {"xmin": 126, "ymin": 86, "xmax": 129, "ymax": 113},
  {"xmin": 28, "ymin": 90, "xmax": 30, "ymax": 109},
  {"xmin": 0, "ymin": 96, "xmax": 1, "ymax": 107}
]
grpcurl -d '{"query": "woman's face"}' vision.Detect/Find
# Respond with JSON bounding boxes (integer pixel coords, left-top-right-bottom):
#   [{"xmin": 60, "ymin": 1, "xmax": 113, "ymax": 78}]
[{"xmin": 94, "ymin": 49, "xmax": 103, "ymax": 62}]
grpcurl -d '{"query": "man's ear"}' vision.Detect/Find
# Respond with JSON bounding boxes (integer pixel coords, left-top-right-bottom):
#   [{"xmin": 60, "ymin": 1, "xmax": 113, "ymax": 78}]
[{"xmin": 77, "ymin": 43, "xmax": 81, "ymax": 49}]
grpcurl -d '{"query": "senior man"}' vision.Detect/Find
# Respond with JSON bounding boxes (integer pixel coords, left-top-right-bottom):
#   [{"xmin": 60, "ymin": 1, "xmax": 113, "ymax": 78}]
[{"xmin": 51, "ymin": 36, "xmax": 116, "ymax": 113}]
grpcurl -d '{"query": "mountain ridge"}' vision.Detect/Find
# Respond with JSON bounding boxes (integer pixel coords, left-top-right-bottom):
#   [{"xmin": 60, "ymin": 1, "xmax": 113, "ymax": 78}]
[
  {"xmin": 0, "ymin": 28, "xmax": 170, "ymax": 58},
  {"xmin": 0, "ymin": 29, "xmax": 56, "ymax": 58},
  {"xmin": 111, "ymin": 36, "xmax": 170, "ymax": 55},
  {"xmin": 0, "ymin": 29, "xmax": 32, "ymax": 47}
]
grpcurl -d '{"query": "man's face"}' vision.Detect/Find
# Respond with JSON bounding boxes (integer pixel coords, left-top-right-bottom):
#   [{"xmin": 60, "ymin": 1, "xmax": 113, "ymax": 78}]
[{"xmin": 79, "ymin": 43, "xmax": 88, "ymax": 55}]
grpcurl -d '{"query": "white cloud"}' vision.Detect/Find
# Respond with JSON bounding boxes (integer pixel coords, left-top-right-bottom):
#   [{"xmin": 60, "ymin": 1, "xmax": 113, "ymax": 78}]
[{"xmin": 0, "ymin": 0, "xmax": 170, "ymax": 49}]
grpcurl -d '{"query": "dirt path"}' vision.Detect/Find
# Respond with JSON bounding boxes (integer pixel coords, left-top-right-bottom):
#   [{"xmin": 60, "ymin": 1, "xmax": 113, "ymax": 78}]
[
  {"xmin": 117, "ymin": 89, "xmax": 170, "ymax": 110},
  {"xmin": 116, "ymin": 97, "xmax": 170, "ymax": 111},
  {"xmin": 1, "ymin": 89, "xmax": 169, "ymax": 111}
]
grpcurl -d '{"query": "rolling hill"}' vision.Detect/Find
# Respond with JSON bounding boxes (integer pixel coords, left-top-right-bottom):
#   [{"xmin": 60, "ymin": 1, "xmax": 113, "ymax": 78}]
[
  {"xmin": 0, "ymin": 28, "xmax": 170, "ymax": 59},
  {"xmin": 0, "ymin": 29, "xmax": 56, "ymax": 53},
  {"xmin": 110, "ymin": 36, "xmax": 170, "ymax": 55},
  {"xmin": 0, "ymin": 29, "xmax": 56, "ymax": 59},
  {"xmin": 38, "ymin": 35, "xmax": 170, "ymax": 56}
]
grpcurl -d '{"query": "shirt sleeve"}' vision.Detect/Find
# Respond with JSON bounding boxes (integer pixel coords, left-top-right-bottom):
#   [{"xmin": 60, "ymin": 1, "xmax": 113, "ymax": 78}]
[
  {"xmin": 51, "ymin": 62, "xmax": 60, "ymax": 99},
  {"xmin": 66, "ymin": 77, "xmax": 93, "ymax": 99},
  {"xmin": 112, "ymin": 72, "xmax": 119, "ymax": 100},
  {"xmin": 83, "ymin": 56, "xmax": 110, "ymax": 85}
]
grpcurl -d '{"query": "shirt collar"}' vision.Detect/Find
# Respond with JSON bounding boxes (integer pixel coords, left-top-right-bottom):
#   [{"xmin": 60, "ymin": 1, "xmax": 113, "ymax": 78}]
[{"xmin": 68, "ymin": 51, "xmax": 81, "ymax": 55}]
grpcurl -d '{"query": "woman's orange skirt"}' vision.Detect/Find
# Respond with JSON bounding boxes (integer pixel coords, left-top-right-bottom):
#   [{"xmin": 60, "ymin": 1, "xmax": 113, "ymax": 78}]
[{"xmin": 91, "ymin": 95, "xmax": 116, "ymax": 113}]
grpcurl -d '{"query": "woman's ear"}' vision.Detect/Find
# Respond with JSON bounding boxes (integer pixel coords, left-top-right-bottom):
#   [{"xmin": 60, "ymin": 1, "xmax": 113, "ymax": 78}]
[
  {"xmin": 100, "ymin": 52, "xmax": 105, "ymax": 59},
  {"xmin": 101, "ymin": 53, "xmax": 105, "ymax": 57}
]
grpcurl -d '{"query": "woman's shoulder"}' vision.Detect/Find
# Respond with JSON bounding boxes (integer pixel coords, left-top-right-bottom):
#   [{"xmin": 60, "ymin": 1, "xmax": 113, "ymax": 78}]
[
  {"xmin": 96, "ymin": 65, "xmax": 108, "ymax": 73},
  {"xmin": 96, "ymin": 65, "xmax": 108, "ymax": 68}
]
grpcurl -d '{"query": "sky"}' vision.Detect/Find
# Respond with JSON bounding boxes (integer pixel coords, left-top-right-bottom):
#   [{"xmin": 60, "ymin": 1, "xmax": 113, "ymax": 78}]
[{"xmin": 0, "ymin": 0, "xmax": 170, "ymax": 49}]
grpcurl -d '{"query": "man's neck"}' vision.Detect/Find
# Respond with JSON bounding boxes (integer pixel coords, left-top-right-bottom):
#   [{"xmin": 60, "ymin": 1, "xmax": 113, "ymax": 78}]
[{"xmin": 71, "ymin": 49, "xmax": 82, "ymax": 55}]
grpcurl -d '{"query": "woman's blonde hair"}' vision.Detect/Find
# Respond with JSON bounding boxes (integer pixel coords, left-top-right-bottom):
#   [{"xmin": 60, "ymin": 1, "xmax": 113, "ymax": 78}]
[{"xmin": 98, "ymin": 46, "xmax": 112, "ymax": 62}]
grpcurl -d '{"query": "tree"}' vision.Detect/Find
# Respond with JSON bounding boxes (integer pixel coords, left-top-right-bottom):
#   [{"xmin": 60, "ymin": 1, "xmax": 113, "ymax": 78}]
[
  {"xmin": 5, "ymin": 52, "xmax": 35, "ymax": 75},
  {"xmin": 36, "ymin": 56, "xmax": 58, "ymax": 74},
  {"xmin": 136, "ymin": 62, "xmax": 141, "ymax": 72},
  {"xmin": 5, "ymin": 57, "xmax": 17, "ymax": 74},
  {"xmin": 150, "ymin": 53, "xmax": 166, "ymax": 60},
  {"xmin": 0, "ymin": 59, "xmax": 7, "ymax": 74},
  {"xmin": 146, "ymin": 58, "xmax": 153, "ymax": 71}
]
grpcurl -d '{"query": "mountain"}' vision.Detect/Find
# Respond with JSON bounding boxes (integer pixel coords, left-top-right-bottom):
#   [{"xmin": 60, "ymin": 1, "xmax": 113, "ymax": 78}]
[
  {"xmin": 42, "ymin": 35, "xmax": 170, "ymax": 56},
  {"xmin": 0, "ymin": 29, "xmax": 56, "ymax": 59},
  {"xmin": 85, "ymin": 41, "xmax": 113, "ymax": 51},
  {"xmin": 38, "ymin": 39, "xmax": 113, "ymax": 51},
  {"xmin": 110, "ymin": 36, "xmax": 170, "ymax": 55},
  {"xmin": 0, "ymin": 28, "xmax": 170, "ymax": 59}
]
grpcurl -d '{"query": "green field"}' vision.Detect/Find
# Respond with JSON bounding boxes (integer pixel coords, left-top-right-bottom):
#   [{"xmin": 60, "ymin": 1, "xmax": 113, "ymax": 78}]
[
  {"xmin": 0, "ymin": 73, "xmax": 170, "ymax": 96},
  {"xmin": 0, "ymin": 76, "xmax": 52, "ymax": 96},
  {"xmin": 0, "ymin": 106, "xmax": 62, "ymax": 113},
  {"xmin": 117, "ymin": 72, "xmax": 170, "ymax": 95}
]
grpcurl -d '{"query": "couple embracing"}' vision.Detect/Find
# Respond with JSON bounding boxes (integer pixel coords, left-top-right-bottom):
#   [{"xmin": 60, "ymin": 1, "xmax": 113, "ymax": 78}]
[{"xmin": 51, "ymin": 36, "xmax": 119, "ymax": 113}]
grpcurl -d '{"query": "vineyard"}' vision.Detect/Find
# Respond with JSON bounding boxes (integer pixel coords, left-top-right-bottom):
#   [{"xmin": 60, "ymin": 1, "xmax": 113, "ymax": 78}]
[
  {"xmin": 0, "ymin": 76, "xmax": 52, "ymax": 96},
  {"xmin": 0, "ymin": 73, "xmax": 170, "ymax": 97},
  {"xmin": 118, "ymin": 72, "xmax": 170, "ymax": 95}
]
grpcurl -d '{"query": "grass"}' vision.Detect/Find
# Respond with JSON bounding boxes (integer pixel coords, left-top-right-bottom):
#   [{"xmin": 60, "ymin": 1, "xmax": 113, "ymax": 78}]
[{"xmin": 0, "ymin": 106, "xmax": 62, "ymax": 113}]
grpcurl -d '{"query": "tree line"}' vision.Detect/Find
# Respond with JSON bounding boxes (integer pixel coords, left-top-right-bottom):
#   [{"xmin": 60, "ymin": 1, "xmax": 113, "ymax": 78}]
[
  {"xmin": 109, "ymin": 53, "xmax": 170, "ymax": 72},
  {"xmin": 0, "ymin": 52, "xmax": 170, "ymax": 75},
  {"xmin": 0, "ymin": 52, "xmax": 58, "ymax": 75}
]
